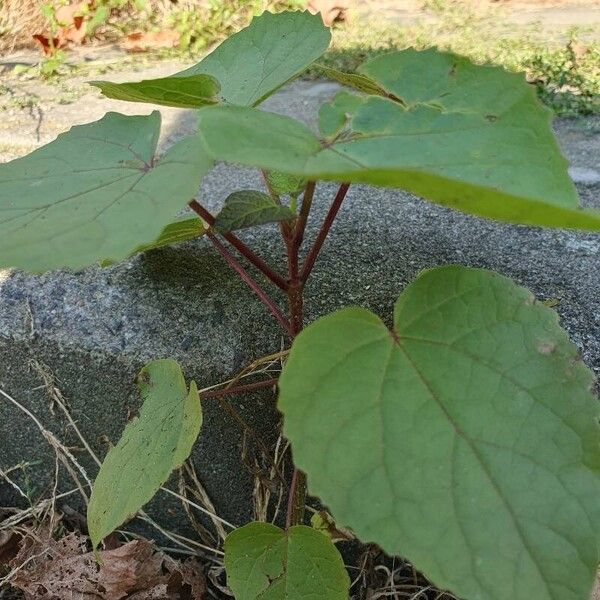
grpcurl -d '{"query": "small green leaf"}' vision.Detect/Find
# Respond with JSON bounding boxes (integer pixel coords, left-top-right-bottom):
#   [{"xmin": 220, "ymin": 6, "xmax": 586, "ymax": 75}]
[
  {"xmin": 315, "ymin": 63, "xmax": 391, "ymax": 98},
  {"xmin": 214, "ymin": 190, "xmax": 294, "ymax": 233},
  {"xmin": 90, "ymin": 74, "xmax": 220, "ymax": 108},
  {"xmin": 0, "ymin": 112, "xmax": 212, "ymax": 272},
  {"xmin": 317, "ymin": 91, "xmax": 367, "ymax": 139},
  {"xmin": 88, "ymin": 359, "xmax": 201, "ymax": 550},
  {"xmin": 224, "ymin": 522, "xmax": 349, "ymax": 600},
  {"xmin": 278, "ymin": 265, "xmax": 600, "ymax": 600},
  {"xmin": 265, "ymin": 170, "xmax": 306, "ymax": 198},
  {"xmin": 197, "ymin": 48, "xmax": 600, "ymax": 230},
  {"xmin": 100, "ymin": 217, "xmax": 206, "ymax": 266},
  {"xmin": 177, "ymin": 10, "xmax": 331, "ymax": 106}
]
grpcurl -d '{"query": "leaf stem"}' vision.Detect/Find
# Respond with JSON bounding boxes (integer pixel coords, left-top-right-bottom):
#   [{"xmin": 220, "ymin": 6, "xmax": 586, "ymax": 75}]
[
  {"xmin": 301, "ymin": 183, "xmax": 350, "ymax": 282},
  {"xmin": 285, "ymin": 468, "xmax": 307, "ymax": 530},
  {"xmin": 189, "ymin": 200, "xmax": 288, "ymax": 291},
  {"xmin": 206, "ymin": 231, "xmax": 293, "ymax": 336},
  {"xmin": 293, "ymin": 181, "xmax": 316, "ymax": 251},
  {"xmin": 281, "ymin": 186, "xmax": 319, "ymax": 530},
  {"xmin": 201, "ymin": 378, "xmax": 278, "ymax": 400}
]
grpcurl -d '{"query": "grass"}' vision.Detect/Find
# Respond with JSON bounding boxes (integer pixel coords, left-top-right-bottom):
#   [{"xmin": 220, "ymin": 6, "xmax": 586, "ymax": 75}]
[
  {"xmin": 5, "ymin": 0, "xmax": 600, "ymax": 116},
  {"xmin": 314, "ymin": 3, "xmax": 600, "ymax": 116}
]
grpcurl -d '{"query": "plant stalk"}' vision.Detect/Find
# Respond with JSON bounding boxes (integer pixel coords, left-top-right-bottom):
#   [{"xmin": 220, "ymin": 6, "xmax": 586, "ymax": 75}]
[
  {"xmin": 189, "ymin": 200, "xmax": 289, "ymax": 291},
  {"xmin": 282, "ymin": 184, "xmax": 319, "ymax": 529},
  {"xmin": 301, "ymin": 183, "xmax": 350, "ymax": 282},
  {"xmin": 285, "ymin": 468, "xmax": 307, "ymax": 530},
  {"xmin": 206, "ymin": 231, "xmax": 293, "ymax": 336}
]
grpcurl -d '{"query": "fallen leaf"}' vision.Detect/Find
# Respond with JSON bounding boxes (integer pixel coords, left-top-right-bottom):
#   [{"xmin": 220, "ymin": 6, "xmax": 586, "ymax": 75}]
[
  {"xmin": 98, "ymin": 541, "xmax": 164, "ymax": 599},
  {"xmin": 33, "ymin": 33, "xmax": 64, "ymax": 55},
  {"xmin": 10, "ymin": 530, "xmax": 206, "ymax": 599},
  {"xmin": 54, "ymin": 2, "xmax": 87, "ymax": 44},
  {"xmin": 307, "ymin": 0, "xmax": 349, "ymax": 26},
  {"xmin": 121, "ymin": 30, "xmax": 180, "ymax": 52},
  {"xmin": 32, "ymin": 1, "xmax": 89, "ymax": 54}
]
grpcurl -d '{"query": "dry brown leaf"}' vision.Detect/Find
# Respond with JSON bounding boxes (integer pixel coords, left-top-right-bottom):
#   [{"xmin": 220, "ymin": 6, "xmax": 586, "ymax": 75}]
[
  {"xmin": 307, "ymin": 0, "xmax": 349, "ymax": 26},
  {"xmin": 54, "ymin": 2, "xmax": 87, "ymax": 44},
  {"xmin": 32, "ymin": 33, "xmax": 64, "ymax": 55},
  {"xmin": 98, "ymin": 541, "xmax": 164, "ymax": 599},
  {"xmin": 10, "ymin": 530, "xmax": 206, "ymax": 600},
  {"xmin": 32, "ymin": 1, "xmax": 88, "ymax": 54},
  {"xmin": 121, "ymin": 29, "xmax": 180, "ymax": 52},
  {"xmin": 11, "ymin": 532, "xmax": 98, "ymax": 599}
]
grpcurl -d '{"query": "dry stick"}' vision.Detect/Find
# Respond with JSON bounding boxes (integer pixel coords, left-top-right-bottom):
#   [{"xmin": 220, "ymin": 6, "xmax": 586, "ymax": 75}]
[
  {"xmin": 189, "ymin": 200, "xmax": 288, "ymax": 291},
  {"xmin": 301, "ymin": 182, "xmax": 351, "ymax": 282},
  {"xmin": 206, "ymin": 231, "xmax": 293, "ymax": 336},
  {"xmin": 201, "ymin": 378, "xmax": 278, "ymax": 400}
]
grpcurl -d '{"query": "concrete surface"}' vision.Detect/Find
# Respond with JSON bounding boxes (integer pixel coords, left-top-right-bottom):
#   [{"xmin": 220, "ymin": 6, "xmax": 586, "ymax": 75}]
[{"xmin": 0, "ymin": 64, "xmax": 599, "ymax": 539}]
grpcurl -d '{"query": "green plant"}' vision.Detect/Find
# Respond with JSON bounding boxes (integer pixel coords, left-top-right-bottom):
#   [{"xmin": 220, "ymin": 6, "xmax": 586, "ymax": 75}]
[
  {"xmin": 1, "ymin": 10, "xmax": 600, "ymax": 600},
  {"xmin": 169, "ymin": 0, "xmax": 303, "ymax": 54}
]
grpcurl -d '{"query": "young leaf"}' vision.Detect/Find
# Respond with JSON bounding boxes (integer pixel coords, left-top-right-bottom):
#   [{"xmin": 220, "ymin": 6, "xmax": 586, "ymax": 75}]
[
  {"xmin": 0, "ymin": 112, "xmax": 212, "ymax": 272},
  {"xmin": 197, "ymin": 48, "xmax": 600, "ymax": 230},
  {"xmin": 315, "ymin": 63, "xmax": 391, "ymax": 98},
  {"xmin": 278, "ymin": 265, "xmax": 600, "ymax": 600},
  {"xmin": 224, "ymin": 522, "xmax": 349, "ymax": 600},
  {"xmin": 265, "ymin": 170, "xmax": 306, "ymax": 197},
  {"xmin": 88, "ymin": 359, "xmax": 201, "ymax": 550},
  {"xmin": 90, "ymin": 74, "xmax": 220, "ymax": 108},
  {"xmin": 100, "ymin": 217, "xmax": 207, "ymax": 266},
  {"xmin": 177, "ymin": 10, "xmax": 331, "ymax": 106},
  {"xmin": 214, "ymin": 190, "xmax": 294, "ymax": 233}
]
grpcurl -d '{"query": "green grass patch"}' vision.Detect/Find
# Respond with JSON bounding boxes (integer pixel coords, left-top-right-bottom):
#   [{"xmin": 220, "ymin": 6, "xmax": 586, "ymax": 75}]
[{"xmin": 315, "ymin": 4, "xmax": 599, "ymax": 116}]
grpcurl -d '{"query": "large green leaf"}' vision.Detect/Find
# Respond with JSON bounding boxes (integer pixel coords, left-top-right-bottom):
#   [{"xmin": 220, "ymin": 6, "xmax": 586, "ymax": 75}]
[
  {"xmin": 0, "ymin": 112, "xmax": 212, "ymax": 272},
  {"xmin": 196, "ymin": 48, "xmax": 600, "ymax": 230},
  {"xmin": 214, "ymin": 190, "xmax": 294, "ymax": 232},
  {"xmin": 224, "ymin": 522, "xmax": 349, "ymax": 600},
  {"xmin": 88, "ymin": 359, "xmax": 201, "ymax": 550},
  {"xmin": 100, "ymin": 216, "xmax": 207, "ymax": 266},
  {"xmin": 278, "ymin": 266, "xmax": 600, "ymax": 600},
  {"xmin": 89, "ymin": 74, "xmax": 220, "ymax": 108},
  {"xmin": 177, "ymin": 10, "xmax": 331, "ymax": 106}
]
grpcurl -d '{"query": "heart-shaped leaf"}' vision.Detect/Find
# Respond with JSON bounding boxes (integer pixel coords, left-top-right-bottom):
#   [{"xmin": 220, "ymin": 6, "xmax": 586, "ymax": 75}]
[
  {"xmin": 177, "ymin": 10, "xmax": 331, "ymax": 106},
  {"xmin": 197, "ymin": 48, "xmax": 600, "ymax": 230},
  {"xmin": 90, "ymin": 74, "xmax": 220, "ymax": 108},
  {"xmin": 88, "ymin": 359, "xmax": 201, "ymax": 549},
  {"xmin": 0, "ymin": 111, "xmax": 212, "ymax": 272},
  {"xmin": 278, "ymin": 265, "xmax": 600, "ymax": 600},
  {"xmin": 214, "ymin": 190, "xmax": 294, "ymax": 232},
  {"xmin": 224, "ymin": 522, "xmax": 349, "ymax": 600}
]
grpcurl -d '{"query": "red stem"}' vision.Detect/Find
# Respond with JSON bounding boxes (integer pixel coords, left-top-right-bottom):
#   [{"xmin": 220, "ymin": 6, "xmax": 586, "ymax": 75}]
[
  {"xmin": 202, "ymin": 378, "xmax": 278, "ymax": 400},
  {"xmin": 189, "ymin": 200, "xmax": 288, "ymax": 291},
  {"xmin": 285, "ymin": 468, "xmax": 306, "ymax": 530},
  {"xmin": 300, "ymin": 183, "xmax": 350, "ymax": 282},
  {"xmin": 293, "ymin": 181, "xmax": 316, "ymax": 251},
  {"xmin": 206, "ymin": 231, "xmax": 293, "ymax": 336},
  {"xmin": 282, "ymin": 186, "xmax": 319, "ymax": 528}
]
